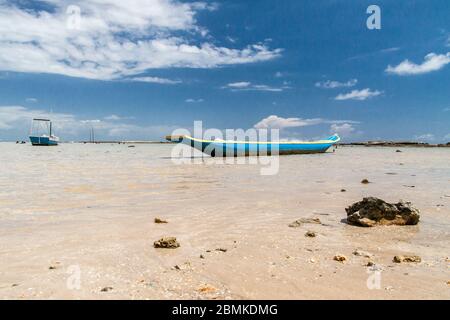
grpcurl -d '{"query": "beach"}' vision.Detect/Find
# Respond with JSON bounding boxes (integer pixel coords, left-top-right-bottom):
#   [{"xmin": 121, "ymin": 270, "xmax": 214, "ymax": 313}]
[{"xmin": 0, "ymin": 143, "xmax": 449, "ymax": 299}]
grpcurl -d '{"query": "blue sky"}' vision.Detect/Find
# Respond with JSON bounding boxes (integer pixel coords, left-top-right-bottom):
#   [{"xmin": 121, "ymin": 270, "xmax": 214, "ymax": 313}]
[{"xmin": 0, "ymin": 0, "xmax": 449, "ymax": 142}]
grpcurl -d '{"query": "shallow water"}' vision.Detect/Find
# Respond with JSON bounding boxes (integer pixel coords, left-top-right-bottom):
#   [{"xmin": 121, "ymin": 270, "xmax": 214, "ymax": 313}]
[{"xmin": 0, "ymin": 143, "xmax": 449, "ymax": 299}]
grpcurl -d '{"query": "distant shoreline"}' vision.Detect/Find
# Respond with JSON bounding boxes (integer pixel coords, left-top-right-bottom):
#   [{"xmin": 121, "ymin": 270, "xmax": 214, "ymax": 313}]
[
  {"xmin": 338, "ymin": 141, "xmax": 450, "ymax": 148},
  {"xmin": 4, "ymin": 140, "xmax": 450, "ymax": 147}
]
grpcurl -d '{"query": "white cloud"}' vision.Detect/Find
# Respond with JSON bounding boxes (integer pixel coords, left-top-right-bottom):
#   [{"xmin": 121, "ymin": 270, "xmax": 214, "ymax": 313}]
[
  {"xmin": 386, "ymin": 52, "xmax": 450, "ymax": 75},
  {"xmin": 414, "ymin": 133, "xmax": 435, "ymax": 142},
  {"xmin": 25, "ymin": 98, "xmax": 38, "ymax": 103},
  {"xmin": 0, "ymin": 1, "xmax": 281, "ymax": 81},
  {"xmin": 0, "ymin": 105, "xmax": 174, "ymax": 139},
  {"xmin": 104, "ymin": 114, "xmax": 134, "ymax": 121},
  {"xmin": 442, "ymin": 107, "xmax": 450, "ymax": 112},
  {"xmin": 254, "ymin": 115, "xmax": 359, "ymax": 130},
  {"xmin": 335, "ymin": 88, "xmax": 382, "ymax": 101},
  {"xmin": 316, "ymin": 79, "xmax": 357, "ymax": 89},
  {"xmin": 330, "ymin": 123, "xmax": 355, "ymax": 137},
  {"xmin": 227, "ymin": 82, "xmax": 251, "ymax": 88},
  {"xmin": 128, "ymin": 76, "xmax": 181, "ymax": 84},
  {"xmin": 224, "ymin": 81, "xmax": 289, "ymax": 92},
  {"xmin": 185, "ymin": 98, "xmax": 204, "ymax": 103}
]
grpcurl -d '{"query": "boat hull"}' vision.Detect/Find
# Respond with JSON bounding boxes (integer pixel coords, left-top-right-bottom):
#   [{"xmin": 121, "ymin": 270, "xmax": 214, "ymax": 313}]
[
  {"xmin": 172, "ymin": 135, "xmax": 340, "ymax": 157},
  {"xmin": 29, "ymin": 136, "xmax": 59, "ymax": 146}
]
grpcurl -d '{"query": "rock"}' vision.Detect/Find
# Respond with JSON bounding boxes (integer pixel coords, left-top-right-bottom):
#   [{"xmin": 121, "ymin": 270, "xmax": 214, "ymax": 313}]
[
  {"xmin": 197, "ymin": 285, "xmax": 216, "ymax": 294},
  {"xmin": 305, "ymin": 231, "xmax": 317, "ymax": 238},
  {"xmin": 48, "ymin": 266, "xmax": 57, "ymax": 270},
  {"xmin": 340, "ymin": 189, "xmax": 347, "ymax": 192},
  {"xmin": 333, "ymin": 254, "xmax": 347, "ymax": 262},
  {"xmin": 346, "ymin": 197, "xmax": 420, "ymax": 227},
  {"xmin": 101, "ymin": 286, "xmax": 113, "ymax": 292},
  {"xmin": 216, "ymin": 248, "xmax": 227, "ymax": 252},
  {"xmin": 154, "ymin": 217, "xmax": 168, "ymax": 224},
  {"xmin": 361, "ymin": 179, "xmax": 370, "ymax": 184},
  {"xmin": 396, "ymin": 150, "xmax": 402, "ymax": 153},
  {"xmin": 366, "ymin": 261, "xmax": 375, "ymax": 267},
  {"xmin": 289, "ymin": 217, "xmax": 322, "ymax": 228},
  {"xmin": 153, "ymin": 237, "xmax": 180, "ymax": 249},
  {"xmin": 393, "ymin": 255, "xmax": 421, "ymax": 263},
  {"xmin": 353, "ymin": 249, "xmax": 373, "ymax": 258}
]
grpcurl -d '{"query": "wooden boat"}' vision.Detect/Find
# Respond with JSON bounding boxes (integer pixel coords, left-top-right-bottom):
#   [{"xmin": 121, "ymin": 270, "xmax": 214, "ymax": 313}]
[
  {"xmin": 29, "ymin": 118, "xmax": 59, "ymax": 146},
  {"xmin": 166, "ymin": 134, "xmax": 340, "ymax": 156}
]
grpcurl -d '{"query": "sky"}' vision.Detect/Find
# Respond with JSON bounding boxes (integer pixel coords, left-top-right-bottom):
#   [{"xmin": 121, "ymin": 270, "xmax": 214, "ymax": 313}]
[{"xmin": 0, "ymin": 0, "xmax": 449, "ymax": 142}]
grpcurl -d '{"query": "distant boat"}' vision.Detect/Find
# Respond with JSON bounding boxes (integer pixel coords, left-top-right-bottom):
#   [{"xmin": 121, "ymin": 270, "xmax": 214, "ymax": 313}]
[
  {"xmin": 29, "ymin": 118, "xmax": 59, "ymax": 146},
  {"xmin": 166, "ymin": 134, "xmax": 340, "ymax": 156}
]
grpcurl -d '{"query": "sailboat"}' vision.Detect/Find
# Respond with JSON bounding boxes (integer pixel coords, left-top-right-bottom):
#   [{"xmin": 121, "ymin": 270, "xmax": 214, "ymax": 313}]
[{"xmin": 29, "ymin": 118, "xmax": 60, "ymax": 146}]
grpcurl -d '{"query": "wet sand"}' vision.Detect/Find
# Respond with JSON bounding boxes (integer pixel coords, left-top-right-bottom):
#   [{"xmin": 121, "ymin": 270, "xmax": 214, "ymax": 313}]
[{"xmin": 0, "ymin": 143, "xmax": 449, "ymax": 299}]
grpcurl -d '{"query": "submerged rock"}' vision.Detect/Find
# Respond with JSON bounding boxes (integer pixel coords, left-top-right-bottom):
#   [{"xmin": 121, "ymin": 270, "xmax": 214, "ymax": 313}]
[
  {"xmin": 333, "ymin": 254, "xmax": 347, "ymax": 262},
  {"xmin": 289, "ymin": 217, "xmax": 322, "ymax": 228},
  {"xmin": 154, "ymin": 217, "xmax": 168, "ymax": 224},
  {"xmin": 153, "ymin": 237, "xmax": 180, "ymax": 249},
  {"xmin": 353, "ymin": 249, "xmax": 373, "ymax": 258},
  {"xmin": 393, "ymin": 255, "xmax": 421, "ymax": 263},
  {"xmin": 305, "ymin": 231, "xmax": 317, "ymax": 238},
  {"xmin": 101, "ymin": 286, "xmax": 113, "ymax": 292},
  {"xmin": 346, "ymin": 197, "xmax": 420, "ymax": 227}
]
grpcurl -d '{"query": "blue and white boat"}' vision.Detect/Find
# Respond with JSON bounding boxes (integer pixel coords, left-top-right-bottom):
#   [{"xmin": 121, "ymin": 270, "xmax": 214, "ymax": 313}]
[
  {"xmin": 166, "ymin": 134, "xmax": 340, "ymax": 156},
  {"xmin": 29, "ymin": 118, "xmax": 59, "ymax": 146}
]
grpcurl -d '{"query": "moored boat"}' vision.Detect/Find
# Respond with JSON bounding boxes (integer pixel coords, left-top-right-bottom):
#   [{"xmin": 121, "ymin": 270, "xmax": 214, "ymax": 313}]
[
  {"xmin": 166, "ymin": 134, "xmax": 340, "ymax": 156},
  {"xmin": 29, "ymin": 118, "xmax": 59, "ymax": 146}
]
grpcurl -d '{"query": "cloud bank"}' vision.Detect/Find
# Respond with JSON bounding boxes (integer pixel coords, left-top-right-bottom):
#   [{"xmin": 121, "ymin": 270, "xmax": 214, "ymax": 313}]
[{"xmin": 0, "ymin": 1, "xmax": 281, "ymax": 81}]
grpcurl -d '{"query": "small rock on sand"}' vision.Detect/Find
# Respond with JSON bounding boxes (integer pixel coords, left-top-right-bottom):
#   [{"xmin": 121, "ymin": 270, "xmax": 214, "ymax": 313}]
[
  {"xmin": 361, "ymin": 179, "xmax": 370, "ymax": 184},
  {"xmin": 341, "ymin": 189, "xmax": 347, "ymax": 192},
  {"xmin": 393, "ymin": 255, "xmax": 421, "ymax": 263},
  {"xmin": 101, "ymin": 286, "xmax": 113, "ymax": 292},
  {"xmin": 346, "ymin": 197, "xmax": 420, "ymax": 227},
  {"xmin": 305, "ymin": 231, "xmax": 317, "ymax": 238},
  {"xmin": 396, "ymin": 150, "xmax": 402, "ymax": 153},
  {"xmin": 353, "ymin": 249, "xmax": 373, "ymax": 258},
  {"xmin": 154, "ymin": 217, "xmax": 168, "ymax": 224},
  {"xmin": 216, "ymin": 248, "xmax": 227, "ymax": 252},
  {"xmin": 153, "ymin": 237, "xmax": 180, "ymax": 249},
  {"xmin": 333, "ymin": 254, "xmax": 347, "ymax": 262},
  {"xmin": 198, "ymin": 285, "xmax": 216, "ymax": 294},
  {"xmin": 289, "ymin": 217, "xmax": 322, "ymax": 228}
]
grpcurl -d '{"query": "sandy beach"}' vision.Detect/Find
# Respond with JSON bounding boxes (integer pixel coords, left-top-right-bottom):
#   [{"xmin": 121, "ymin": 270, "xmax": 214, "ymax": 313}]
[{"xmin": 0, "ymin": 143, "xmax": 449, "ymax": 300}]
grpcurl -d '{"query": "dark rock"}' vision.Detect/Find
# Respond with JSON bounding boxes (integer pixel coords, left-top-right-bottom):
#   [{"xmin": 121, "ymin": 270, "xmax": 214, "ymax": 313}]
[
  {"xmin": 396, "ymin": 150, "xmax": 402, "ymax": 153},
  {"xmin": 101, "ymin": 286, "xmax": 113, "ymax": 292},
  {"xmin": 305, "ymin": 231, "xmax": 317, "ymax": 238},
  {"xmin": 346, "ymin": 197, "xmax": 420, "ymax": 227},
  {"xmin": 289, "ymin": 217, "xmax": 322, "ymax": 228},
  {"xmin": 153, "ymin": 237, "xmax": 180, "ymax": 249},
  {"xmin": 361, "ymin": 179, "xmax": 370, "ymax": 184},
  {"xmin": 200, "ymin": 254, "xmax": 205, "ymax": 259},
  {"xmin": 154, "ymin": 217, "xmax": 168, "ymax": 224},
  {"xmin": 216, "ymin": 248, "xmax": 227, "ymax": 252},
  {"xmin": 341, "ymin": 189, "xmax": 347, "ymax": 192},
  {"xmin": 333, "ymin": 254, "xmax": 347, "ymax": 262}
]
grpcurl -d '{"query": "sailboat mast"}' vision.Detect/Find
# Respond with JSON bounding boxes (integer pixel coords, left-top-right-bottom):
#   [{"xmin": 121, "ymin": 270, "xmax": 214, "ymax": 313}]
[{"xmin": 49, "ymin": 121, "xmax": 52, "ymax": 136}]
